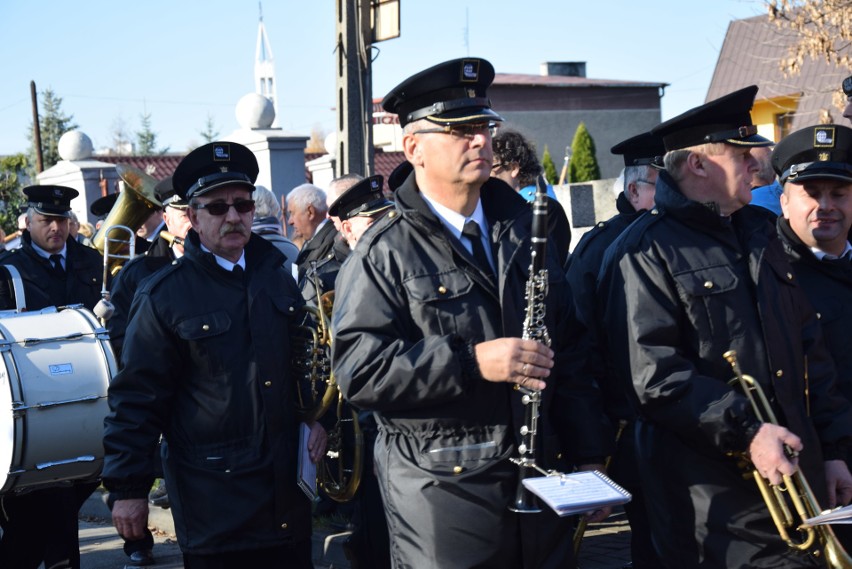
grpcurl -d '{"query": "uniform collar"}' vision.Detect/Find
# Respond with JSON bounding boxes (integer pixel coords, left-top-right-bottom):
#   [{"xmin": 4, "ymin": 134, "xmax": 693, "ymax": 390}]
[{"xmin": 30, "ymin": 240, "xmax": 67, "ymax": 261}]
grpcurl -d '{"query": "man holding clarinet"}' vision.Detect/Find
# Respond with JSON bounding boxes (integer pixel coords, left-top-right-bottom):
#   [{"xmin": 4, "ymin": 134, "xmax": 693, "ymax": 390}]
[{"xmin": 332, "ymin": 57, "xmax": 609, "ymax": 569}]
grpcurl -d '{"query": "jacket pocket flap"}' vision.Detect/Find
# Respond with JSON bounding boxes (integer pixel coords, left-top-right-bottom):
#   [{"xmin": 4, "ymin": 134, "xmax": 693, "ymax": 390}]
[
  {"xmin": 176, "ymin": 311, "xmax": 231, "ymax": 340},
  {"xmin": 403, "ymin": 270, "xmax": 473, "ymax": 302},
  {"xmin": 673, "ymin": 265, "xmax": 738, "ymax": 296},
  {"xmin": 270, "ymin": 293, "xmax": 301, "ymax": 316}
]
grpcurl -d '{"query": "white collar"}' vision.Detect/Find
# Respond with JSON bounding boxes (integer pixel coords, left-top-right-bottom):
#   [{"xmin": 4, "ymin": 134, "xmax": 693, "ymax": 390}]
[
  {"xmin": 420, "ymin": 193, "xmax": 488, "ymax": 241},
  {"xmin": 201, "ymin": 244, "xmax": 246, "ymax": 272},
  {"xmin": 31, "ymin": 241, "xmax": 67, "ymax": 260},
  {"xmin": 811, "ymin": 241, "xmax": 852, "ymax": 261}
]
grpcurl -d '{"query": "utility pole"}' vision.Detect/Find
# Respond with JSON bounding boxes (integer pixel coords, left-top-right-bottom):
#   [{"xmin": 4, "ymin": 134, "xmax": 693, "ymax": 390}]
[
  {"xmin": 334, "ymin": 0, "xmax": 399, "ymax": 177},
  {"xmin": 30, "ymin": 81, "xmax": 44, "ymax": 173}
]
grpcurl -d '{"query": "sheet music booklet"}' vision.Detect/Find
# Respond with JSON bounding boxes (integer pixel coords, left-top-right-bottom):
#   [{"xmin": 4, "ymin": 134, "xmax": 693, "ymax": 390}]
[
  {"xmin": 803, "ymin": 504, "xmax": 852, "ymax": 526},
  {"xmin": 297, "ymin": 422, "xmax": 318, "ymax": 502},
  {"xmin": 522, "ymin": 470, "xmax": 631, "ymax": 517}
]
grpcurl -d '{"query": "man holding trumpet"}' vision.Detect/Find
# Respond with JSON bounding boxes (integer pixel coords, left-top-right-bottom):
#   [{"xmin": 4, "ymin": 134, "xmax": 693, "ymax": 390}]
[{"xmin": 599, "ymin": 86, "xmax": 852, "ymax": 568}]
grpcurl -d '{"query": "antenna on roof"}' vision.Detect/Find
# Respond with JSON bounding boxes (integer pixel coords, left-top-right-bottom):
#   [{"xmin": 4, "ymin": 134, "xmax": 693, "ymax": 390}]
[{"xmin": 463, "ymin": 8, "xmax": 470, "ymax": 56}]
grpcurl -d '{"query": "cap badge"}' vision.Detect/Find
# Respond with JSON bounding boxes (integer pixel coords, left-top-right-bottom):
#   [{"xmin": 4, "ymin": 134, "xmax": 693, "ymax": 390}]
[
  {"xmin": 819, "ymin": 152, "xmax": 830, "ymax": 162},
  {"xmin": 214, "ymin": 144, "xmax": 231, "ymax": 161},
  {"xmin": 814, "ymin": 127, "xmax": 836, "ymax": 148},
  {"xmin": 370, "ymin": 179, "xmax": 379, "ymax": 189},
  {"xmin": 461, "ymin": 60, "xmax": 479, "ymax": 82},
  {"xmin": 53, "ymin": 189, "xmax": 63, "ymax": 197}
]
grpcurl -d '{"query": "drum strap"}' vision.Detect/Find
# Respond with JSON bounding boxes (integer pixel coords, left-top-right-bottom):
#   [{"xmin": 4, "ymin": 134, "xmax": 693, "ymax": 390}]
[{"xmin": 2, "ymin": 264, "xmax": 26, "ymax": 311}]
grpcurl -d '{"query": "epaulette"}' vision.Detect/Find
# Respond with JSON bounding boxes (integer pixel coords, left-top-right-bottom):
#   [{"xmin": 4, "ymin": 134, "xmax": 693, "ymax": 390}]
[
  {"xmin": 135, "ymin": 256, "xmax": 184, "ymax": 295},
  {"xmin": 354, "ymin": 208, "xmax": 401, "ymax": 253}
]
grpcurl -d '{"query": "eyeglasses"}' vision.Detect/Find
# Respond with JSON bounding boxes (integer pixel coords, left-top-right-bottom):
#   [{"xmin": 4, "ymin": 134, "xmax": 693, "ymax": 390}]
[
  {"xmin": 412, "ymin": 122, "xmax": 498, "ymax": 139},
  {"xmin": 192, "ymin": 200, "xmax": 255, "ymax": 216}
]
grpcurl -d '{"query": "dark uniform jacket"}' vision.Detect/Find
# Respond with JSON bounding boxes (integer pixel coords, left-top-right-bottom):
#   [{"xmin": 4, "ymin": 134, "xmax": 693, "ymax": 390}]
[
  {"xmin": 299, "ymin": 236, "xmax": 349, "ymax": 305},
  {"xmin": 778, "ymin": 217, "xmax": 852, "ymax": 406},
  {"xmin": 295, "ymin": 221, "xmax": 337, "ymax": 282},
  {"xmin": 333, "ymin": 175, "xmax": 608, "ymax": 569},
  {"xmin": 599, "ymin": 171, "xmax": 852, "ymax": 568},
  {"xmin": 102, "ymin": 231, "xmax": 310, "ymax": 554},
  {"xmin": 566, "ymin": 193, "xmax": 641, "ymax": 424},
  {"xmin": 0, "ymin": 231, "xmax": 103, "ymax": 311},
  {"xmin": 107, "ymin": 234, "xmax": 175, "ymax": 360}
]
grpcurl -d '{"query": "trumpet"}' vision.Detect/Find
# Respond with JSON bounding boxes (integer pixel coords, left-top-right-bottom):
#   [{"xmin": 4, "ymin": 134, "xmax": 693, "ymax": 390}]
[
  {"xmin": 724, "ymin": 350, "xmax": 852, "ymax": 568},
  {"xmin": 159, "ymin": 230, "xmax": 184, "ymax": 248}
]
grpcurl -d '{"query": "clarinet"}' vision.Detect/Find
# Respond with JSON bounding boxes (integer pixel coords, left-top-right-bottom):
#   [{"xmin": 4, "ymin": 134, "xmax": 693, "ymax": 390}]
[{"xmin": 509, "ymin": 175, "xmax": 551, "ymax": 513}]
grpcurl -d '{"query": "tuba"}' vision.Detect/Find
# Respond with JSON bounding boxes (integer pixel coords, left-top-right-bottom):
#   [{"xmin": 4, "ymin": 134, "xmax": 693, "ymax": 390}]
[
  {"xmin": 92, "ymin": 164, "xmax": 163, "ymax": 276},
  {"xmin": 724, "ymin": 350, "xmax": 852, "ymax": 568}
]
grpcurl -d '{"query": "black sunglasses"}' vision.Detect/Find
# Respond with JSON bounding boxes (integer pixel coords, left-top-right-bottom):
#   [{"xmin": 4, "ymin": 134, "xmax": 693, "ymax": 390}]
[{"xmin": 193, "ymin": 200, "xmax": 255, "ymax": 216}]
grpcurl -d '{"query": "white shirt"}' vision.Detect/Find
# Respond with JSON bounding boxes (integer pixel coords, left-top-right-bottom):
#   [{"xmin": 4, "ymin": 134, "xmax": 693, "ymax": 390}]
[
  {"xmin": 420, "ymin": 193, "xmax": 494, "ymax": 269},
  {"xmin": 200, "ymin": 244, "xmax": 246, "ymax": 272},
  {"xmin": 811, "ymin": 241, "xmax": 852, "ymax": 261},
  {"xmin": 31, "ymin": 241, "xmax": 67, "ymax": 270}
]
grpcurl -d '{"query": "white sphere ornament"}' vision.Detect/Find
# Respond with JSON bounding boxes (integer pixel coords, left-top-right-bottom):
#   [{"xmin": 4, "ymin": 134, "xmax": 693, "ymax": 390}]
[
  {"xmin": 58, "ymin": 130, "xmax": 94, "ymax": 161},
  {"xmin": 236, "ymin": 93, "xmax": 275, "ymax": 129}
]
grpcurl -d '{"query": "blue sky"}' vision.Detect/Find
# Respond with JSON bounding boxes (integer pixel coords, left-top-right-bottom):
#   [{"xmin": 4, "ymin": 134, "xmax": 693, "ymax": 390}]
[{"xmin": 0, "ymin": 0, "xmax": 767, "ymax": 156}]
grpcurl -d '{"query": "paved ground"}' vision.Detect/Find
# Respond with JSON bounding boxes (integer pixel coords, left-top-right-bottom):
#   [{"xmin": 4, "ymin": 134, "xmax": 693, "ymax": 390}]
[{"xmin": 77, "ymin": 493, "xmax": 631, "ymax": 568}]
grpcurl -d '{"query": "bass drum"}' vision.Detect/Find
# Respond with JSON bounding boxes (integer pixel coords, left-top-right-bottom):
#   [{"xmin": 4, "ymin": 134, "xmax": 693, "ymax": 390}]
[{"xmin": 0, "ymin": 305, "xmax": 117, "ymax": 494}]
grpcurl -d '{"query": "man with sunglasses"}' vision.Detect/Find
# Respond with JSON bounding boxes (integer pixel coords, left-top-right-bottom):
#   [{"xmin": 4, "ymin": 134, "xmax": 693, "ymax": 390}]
[
  {"xmin": 333, "ymin": 58, "xmax": 608, "ymax": 569},
  {"xmin": 103, "ymin": 142, "xmax": 326, "ymax": 569}
]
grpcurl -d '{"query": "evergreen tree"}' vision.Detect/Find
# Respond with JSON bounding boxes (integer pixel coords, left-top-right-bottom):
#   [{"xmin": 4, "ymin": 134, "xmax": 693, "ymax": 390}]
[
  {"xmin": 0, "ymin": 153, "xmax": 30, "ymax": 234},
  {"xmin": 541, "ymin": 145, "xmax": 558, "ymax": 184},
  {"xmin": 199, "ymin": 113, "xmax": 220, "ymax": 143},
  {"xmin": 568, "ymin": 122, "xmax": 601, "ymax": 183},
  {"xmin": 136, "ymin": 112, "xmax": 169, "ymax": 155},
  {"xmin": 27, "ymin": 88, "xmax": 77, "ymax": 174}
]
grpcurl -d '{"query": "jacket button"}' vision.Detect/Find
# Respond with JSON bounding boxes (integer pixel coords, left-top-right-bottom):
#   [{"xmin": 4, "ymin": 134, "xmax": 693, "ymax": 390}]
[
  {"xmin": 816, "ymin": 312, "xmax": 822, "ymax": 319},
  {"xmin": 787, "ymin": 272, "xmax": 793, "ymax": 280},
  {"xmin": 202, "ymin": 324, "xmax": 210, "ymax": 331},
  {"xmin": 651, "ymin": 209, "xmax": 659, "ymax": 215},
  {"xmin": 597, "ymin": 222, "xmax": 605, "ymax": 228},
  {"xmin": 704, "ymin": 281, "xmax": 713, "ymax": 289},
  {"xmin": 264, "ymin": 381, "xmax": 272, "ymax": 387},
  {"xmin": 172, "ymin": 260, "xmax": 178, "ymax": 265},
  {"xmin": 453, "ymin": 466, "xmax": 463, "ymax": 474},
  {"xmin": 776, "ymin": 370, "xmax": 783, "ymax": 378},
  {"xmin": 281, "ymin": 523, "xmax": 288, "ymax": 529},
  {"xmin": 438, "ymin": 286, "xmax": 447, "ymax": 294},
  {"xmin": 289, "ymin": 307, "xmax": 295, "ymax": 312},
  {"xmin": 388, "ymin": 211, "xmax": 397, "ymax": 218}
]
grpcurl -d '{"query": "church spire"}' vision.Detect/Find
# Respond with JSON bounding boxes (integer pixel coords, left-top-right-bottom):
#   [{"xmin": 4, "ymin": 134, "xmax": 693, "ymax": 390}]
[{"xmin": 255, "ymin": 2, "xmax": 279, "ymax": 127}]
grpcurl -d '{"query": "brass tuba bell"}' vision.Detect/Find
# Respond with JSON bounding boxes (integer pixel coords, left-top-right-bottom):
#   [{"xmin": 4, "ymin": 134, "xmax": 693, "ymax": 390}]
[{"xmin": 92, "ymin": 164, "xmax": 163, "ymax": 276}]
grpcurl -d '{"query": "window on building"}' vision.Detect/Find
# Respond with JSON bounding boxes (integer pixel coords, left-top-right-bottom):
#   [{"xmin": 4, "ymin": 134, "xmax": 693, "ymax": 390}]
[{"xmin": 774, "ymin": 112, "xmax": 794, "ymax": 142}]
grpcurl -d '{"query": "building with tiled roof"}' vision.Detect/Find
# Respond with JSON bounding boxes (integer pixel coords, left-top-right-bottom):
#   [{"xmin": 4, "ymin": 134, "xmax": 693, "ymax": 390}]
[
  {"xmin": 707, "ymin": 14, "xmax": 850, "ymax": 142},
  {"xmin": 93, "ymin": 154, "xmax": 183, "ymax": 182},
  {"xmin": 490, "ymin": 64, "xmax": 668, "ymax": 179}
]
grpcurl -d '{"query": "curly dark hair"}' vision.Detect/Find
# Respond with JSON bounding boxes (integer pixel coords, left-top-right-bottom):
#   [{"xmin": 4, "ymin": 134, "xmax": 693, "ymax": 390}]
[{"xmin": 491, "ymin": 129, "xmax": 543, "ymax": 188}]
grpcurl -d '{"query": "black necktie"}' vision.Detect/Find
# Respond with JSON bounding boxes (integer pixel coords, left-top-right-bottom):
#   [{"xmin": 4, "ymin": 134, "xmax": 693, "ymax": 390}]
[
  {"xmin": 49, "ymin": 254, "xmax": 65, "ymax": 276},
  {"xmin": 462, "ymin": 220, "xmax": 494, "ymax": 279}
]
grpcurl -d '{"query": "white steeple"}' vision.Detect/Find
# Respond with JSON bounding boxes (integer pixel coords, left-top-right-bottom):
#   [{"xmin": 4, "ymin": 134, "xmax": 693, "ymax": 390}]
[{"xmin": 254, "ymin": 3, "xmax": 279, "ymax": 127}]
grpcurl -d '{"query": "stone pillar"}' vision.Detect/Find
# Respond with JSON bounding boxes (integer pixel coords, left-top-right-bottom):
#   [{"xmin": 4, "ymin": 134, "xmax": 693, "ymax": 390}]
[{"xmin": 229, "ymin": 93, "xmax": 310, "ymax": 206}]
